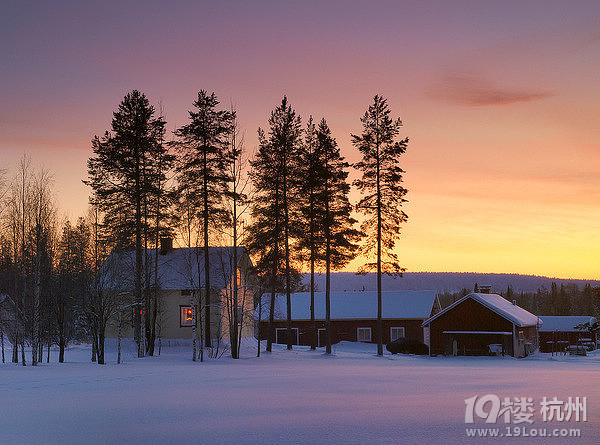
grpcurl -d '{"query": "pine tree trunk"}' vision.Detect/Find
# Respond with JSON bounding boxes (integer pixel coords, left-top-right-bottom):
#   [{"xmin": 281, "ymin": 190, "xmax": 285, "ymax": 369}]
[
  {"xmin": 325, "ymin": 171, "xmax": 332, "ymax": 355},
  {"xmin": 46, "ymin": 341, "xmax": 50, "ymax": 363},
  {"xmin": 191, "ymin": 290, "xmax": 197, "ymax": 362},
  {"xmin": 231, "ymin": 176, "xmax": 239, "ymax": 359},
  {"xmin": 266, "ymin": 185, "xmax": 280, "ymax": 353},
  {"xmin": 1, "ymin": 326, "xmax": 4, "ymax": 363},
  {"xmin": 309, "ymin": 183, "xmax": 316, "ymax": 350},
  {"xmin": 12, "ymin": 333, "xmax": 18, "ymax": 363},
  {"xmin": 310, "ymin": 252, "xmax": 316, "ymax": 350},
  {"xmin": 376, "ymin": 140, "xmax": 383, "ymax": 356},
  {"xmin": 257, "ymin": 297, "xmax": 262, "ymax": 357},
  {"xmin": 135, "ymin": 157, "xmax": 143, "ymax": 358},
  {"xmin": 20, "ymin": 340, "xmax": 26, "ymax": 366},
  {"xmin": 203, "ymin": 147, "xmax": 212, "ymax": 348},
  {"xmin": 283, "ymin": 165, "xmax": 292, "ymax": 351},
  {"xmin": 32, "ymin": 232, "xmax": 40, "ymax": 366},
  {"xmin": 97, "ymin": 326, "xmax": 105, "ymax": 365},
  {"xmin": 58, "ymin": 307, "xmax": 65, "ymax": 363},
  {"xmin": 92, "ymin": 330, "xmax": 98, "ymax": 362}
]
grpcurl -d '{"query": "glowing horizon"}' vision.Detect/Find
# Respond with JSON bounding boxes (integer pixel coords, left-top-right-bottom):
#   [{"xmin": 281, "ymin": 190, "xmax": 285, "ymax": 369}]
[{"xmin": 1, "ymin": 1, "xmax": 599, "ymax": 280}]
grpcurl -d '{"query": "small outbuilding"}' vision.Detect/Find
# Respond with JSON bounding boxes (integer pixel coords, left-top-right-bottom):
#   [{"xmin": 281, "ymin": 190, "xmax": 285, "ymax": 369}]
[
  {"xmin": 538, "ymin": 316, "xmax": 597, "ymax": 353},
  {"xmin": 422, "ymin": 292, "xmax": 541, "ymax": 358},
  {"xmin": 257, "ymin": 290, "xmax": 440, "ymax": 347}
]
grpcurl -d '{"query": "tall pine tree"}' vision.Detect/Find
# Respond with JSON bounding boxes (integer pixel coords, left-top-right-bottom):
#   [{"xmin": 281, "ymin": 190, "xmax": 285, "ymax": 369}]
[
  {"xmin": 353, "ymin": 95, "xmax": 408, "ymax": 356},
  {"xmin": 297, "ymin": 117, "xmax": 320, "ymax": 350},
  {"xmin": 297, "ymin": 118, "xmax": 360, "ymax": 352},
  {"xmin": 86, "ymin": 90, "xmax": 167, "ymax": 357},
  {"xmin": 317, "ymin": 118, "xmax": 361, "ymax": 354},
  {"xmin": 247, "ymin": 96, "xmax": 302, "ymax": 351},
  {"xmin": 172, "ymin": 90, "xmax": 235, "ymax": 350}
]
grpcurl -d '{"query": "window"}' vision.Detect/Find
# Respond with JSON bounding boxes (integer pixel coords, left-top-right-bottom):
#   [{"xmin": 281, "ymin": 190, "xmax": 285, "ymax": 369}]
[
  {"xmin": 275, "ymin": 328, "xmax": 299, "ymax": 345},
  {"xmin": 357, "ymin": 327, "xmax": 371, "ymax": 343},
  {"xmin": 390, "ymin": 327, "xmax": 405, "ymax": 342},
  {"xmin": 180, "ymin": 306, "xmax": 195, "ymax": 327}
]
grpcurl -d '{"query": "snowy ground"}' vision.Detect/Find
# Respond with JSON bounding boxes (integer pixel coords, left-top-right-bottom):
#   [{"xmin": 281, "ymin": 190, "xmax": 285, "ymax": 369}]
[{"xmin": 1, "ymin": 340, "xmax": 599, "ymax": 444}]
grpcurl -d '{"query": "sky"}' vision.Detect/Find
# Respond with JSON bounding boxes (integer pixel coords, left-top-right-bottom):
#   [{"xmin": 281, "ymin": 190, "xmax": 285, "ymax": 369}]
[{"xmin": 1, "ymin": 1, "xmax": 599, "ymax": 279}]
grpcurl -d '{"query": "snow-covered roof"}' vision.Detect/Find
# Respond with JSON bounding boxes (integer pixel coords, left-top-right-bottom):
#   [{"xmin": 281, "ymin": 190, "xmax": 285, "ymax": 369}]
[
  {"xmin": 102, "ymin": 247, "xmax": 247, "ymax": 290},
  {"xmin": 256, "ymin": 290, "xmax": 437, "ymax": 321},
  {"xmin": 423, "ymin": 293, "xmax": 540, "ymax": 327},
  {"xmin": 538, "ymin": 316, "xmax": 597, "ymax": 332},
  {"xmin": 443, "ymin": 331, "xmax": 513, "ymax": 335}
]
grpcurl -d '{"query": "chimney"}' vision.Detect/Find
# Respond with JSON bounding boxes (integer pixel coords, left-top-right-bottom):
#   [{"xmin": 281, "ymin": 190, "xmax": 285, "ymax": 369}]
[
  {"xmin": 160, "ymin": 237, "xmax": 173, "ymax": 255},
  {"xmin": 479, "ymin": 285, "xmax": 491, "ymax": 294}
]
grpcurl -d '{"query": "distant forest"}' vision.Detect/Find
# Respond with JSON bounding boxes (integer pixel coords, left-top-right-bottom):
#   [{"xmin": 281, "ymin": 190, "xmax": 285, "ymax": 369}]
[{"xmin": 305, "ymin": 272, "xmax": 600, "ymax": 317}]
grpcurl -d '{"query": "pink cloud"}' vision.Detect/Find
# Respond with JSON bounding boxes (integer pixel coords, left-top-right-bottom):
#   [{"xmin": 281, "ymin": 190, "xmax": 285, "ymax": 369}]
[{"xmin": 430, "ymin": 75, "xmax": 553, "ymax": 106}]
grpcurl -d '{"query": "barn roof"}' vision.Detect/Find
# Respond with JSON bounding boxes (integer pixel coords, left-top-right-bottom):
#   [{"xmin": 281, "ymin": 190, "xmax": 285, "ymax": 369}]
[
  {"xmin": 102, "ymin": 247, "xmax": 247, "ymax": 290},
  {"xmin": 422, "ymin": 293, "xmax": 540, "ymax": 327},
  {"xmin": 256, "ymin": 290, "xmax": 438, "ymax": 321},
  {"xmin": 538, "ymin": 316, "xmax": 596, "ymax": 332}
]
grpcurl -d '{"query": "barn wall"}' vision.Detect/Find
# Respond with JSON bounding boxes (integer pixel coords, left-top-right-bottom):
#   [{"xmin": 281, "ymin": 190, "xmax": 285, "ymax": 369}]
[
  {"xmin": 539, "ymin": 331, "xmax": 596, "ymax": 352},
  {"xmin": 514, "ymin": 325, "xmax": 538, "ymax": 357},
  {"xmin": 259, "ymin": 319, "xmax": 426, "ymax": 346},
  {"xmin": 427, "ymin": 298, "xmax": 514, "ymax": 356}
]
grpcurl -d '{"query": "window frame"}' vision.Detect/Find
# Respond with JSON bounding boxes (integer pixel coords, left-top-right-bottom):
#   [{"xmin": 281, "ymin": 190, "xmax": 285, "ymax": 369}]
[
  {"xmin": 179, "ymin": 305, "xmax": 195, "ymax": 328},
  {"xmin": 357, "ymin": 327, "xmax": 372, "ymax": 343},
  {"xmin": 275, "ymin": 327, "xmax": 299, "ymax": 345},
  {"xmin": 390, "ymin": 327, "xmax": 406, "ymax": 342}
]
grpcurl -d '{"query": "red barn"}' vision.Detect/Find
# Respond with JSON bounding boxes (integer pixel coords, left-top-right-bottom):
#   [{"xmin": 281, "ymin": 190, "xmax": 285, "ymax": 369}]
[
  {"xmin": 538, "ymin": 316, "xmax": 597, "ymax": 353},
  {"xmin": 257, "ymin": 290, "xmax": 440, "ymax": 347},
  {"xmin": 422, "ymin": 292, "xmax": 540, "ymax": 358}
]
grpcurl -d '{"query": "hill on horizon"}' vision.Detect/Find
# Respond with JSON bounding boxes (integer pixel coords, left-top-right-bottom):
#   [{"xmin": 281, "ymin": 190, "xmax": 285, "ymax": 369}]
[{"xmin": 301, "ymin": 272, "xmax": 600, "ymax": 294}]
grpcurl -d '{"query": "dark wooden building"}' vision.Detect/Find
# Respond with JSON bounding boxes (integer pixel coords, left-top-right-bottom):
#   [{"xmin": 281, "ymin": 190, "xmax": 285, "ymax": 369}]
[
  {"xmin": 257, "ymin": 290, "xmax": 440, "ymax": 347},
  {"xmin": 538, "ymin": 316, "xmax": 597, "ymax": 353},
  {"xmin": 422, "ymin": 292, "xmax": 540, "ymax": 358}
]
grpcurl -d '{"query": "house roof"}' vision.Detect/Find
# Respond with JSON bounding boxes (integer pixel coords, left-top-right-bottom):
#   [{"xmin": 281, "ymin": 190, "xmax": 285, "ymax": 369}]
[
  {"xmin": 102, "ymin": 246, "xmax": 247, "ymax": 290},
  {"xmin": 538, "ymin": 316, "xmax": 597, "ymax": 332},
  {"xmin": 256, "ymin": 290, "xmax": 438, "ymax": 321},
  {"xmin": 422, "ymin": 293, "xmax": 540, "ymax": 328}
]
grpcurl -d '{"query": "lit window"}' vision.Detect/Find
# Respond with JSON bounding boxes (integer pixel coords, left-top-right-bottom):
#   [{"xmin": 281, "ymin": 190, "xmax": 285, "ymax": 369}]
[
  {"xmin": 180, "ymin": 306, "xmax": 194, "ymax": 327},
  {"xmin": 390, "ymin": 327, "xmax": 405, "ymax": 342},
  {"xmin": 357, "ymin": 327, "xmax": 371, "ymax": 342}
]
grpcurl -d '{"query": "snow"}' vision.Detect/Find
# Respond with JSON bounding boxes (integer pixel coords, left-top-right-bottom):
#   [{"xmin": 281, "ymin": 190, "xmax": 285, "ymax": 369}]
[
  {"xmin": 256, "ymin": 290, "xmax": 437, "ymax": 321},
  {"xmin": 443, "ymin": 331, "xmax": 513, "ymax": 335},
  {"xmin": 424, "ymin": 293, "xmax": 540, "ymax": 327},
  {"xmin": 1, "ymin": 340, "xmax": 600, "ymax": 444},
  {"xmin": 538, "ymin": 316, "xmax": 597, "ymax": 332}
]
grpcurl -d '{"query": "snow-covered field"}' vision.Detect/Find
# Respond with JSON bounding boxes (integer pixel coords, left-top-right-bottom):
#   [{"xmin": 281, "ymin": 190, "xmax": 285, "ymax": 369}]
[{"xmin": 1, "ymin": 340, "xmax": 599, "ymax": 444}]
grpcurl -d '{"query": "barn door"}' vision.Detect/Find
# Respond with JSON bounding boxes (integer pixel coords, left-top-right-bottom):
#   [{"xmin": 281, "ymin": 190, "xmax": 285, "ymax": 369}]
[{"xmin": 318, "ymin": 329, "xmax": 327, "ymax": 347}]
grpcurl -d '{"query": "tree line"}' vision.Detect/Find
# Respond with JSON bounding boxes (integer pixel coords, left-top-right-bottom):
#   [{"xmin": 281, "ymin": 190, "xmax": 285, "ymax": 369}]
[
  {"xmin": 0, "ymin": 90, "xmax": 409, "ymax": 364},
  {"xmin": 438, "ymin": 282, "xmax": 600, "ymax": 317}
]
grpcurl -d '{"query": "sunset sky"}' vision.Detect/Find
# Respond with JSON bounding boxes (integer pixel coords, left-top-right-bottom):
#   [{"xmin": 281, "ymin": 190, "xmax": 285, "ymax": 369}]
[{"xmin": 1, "ymin": 1, "xmax": 599, "ymax": 279}]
